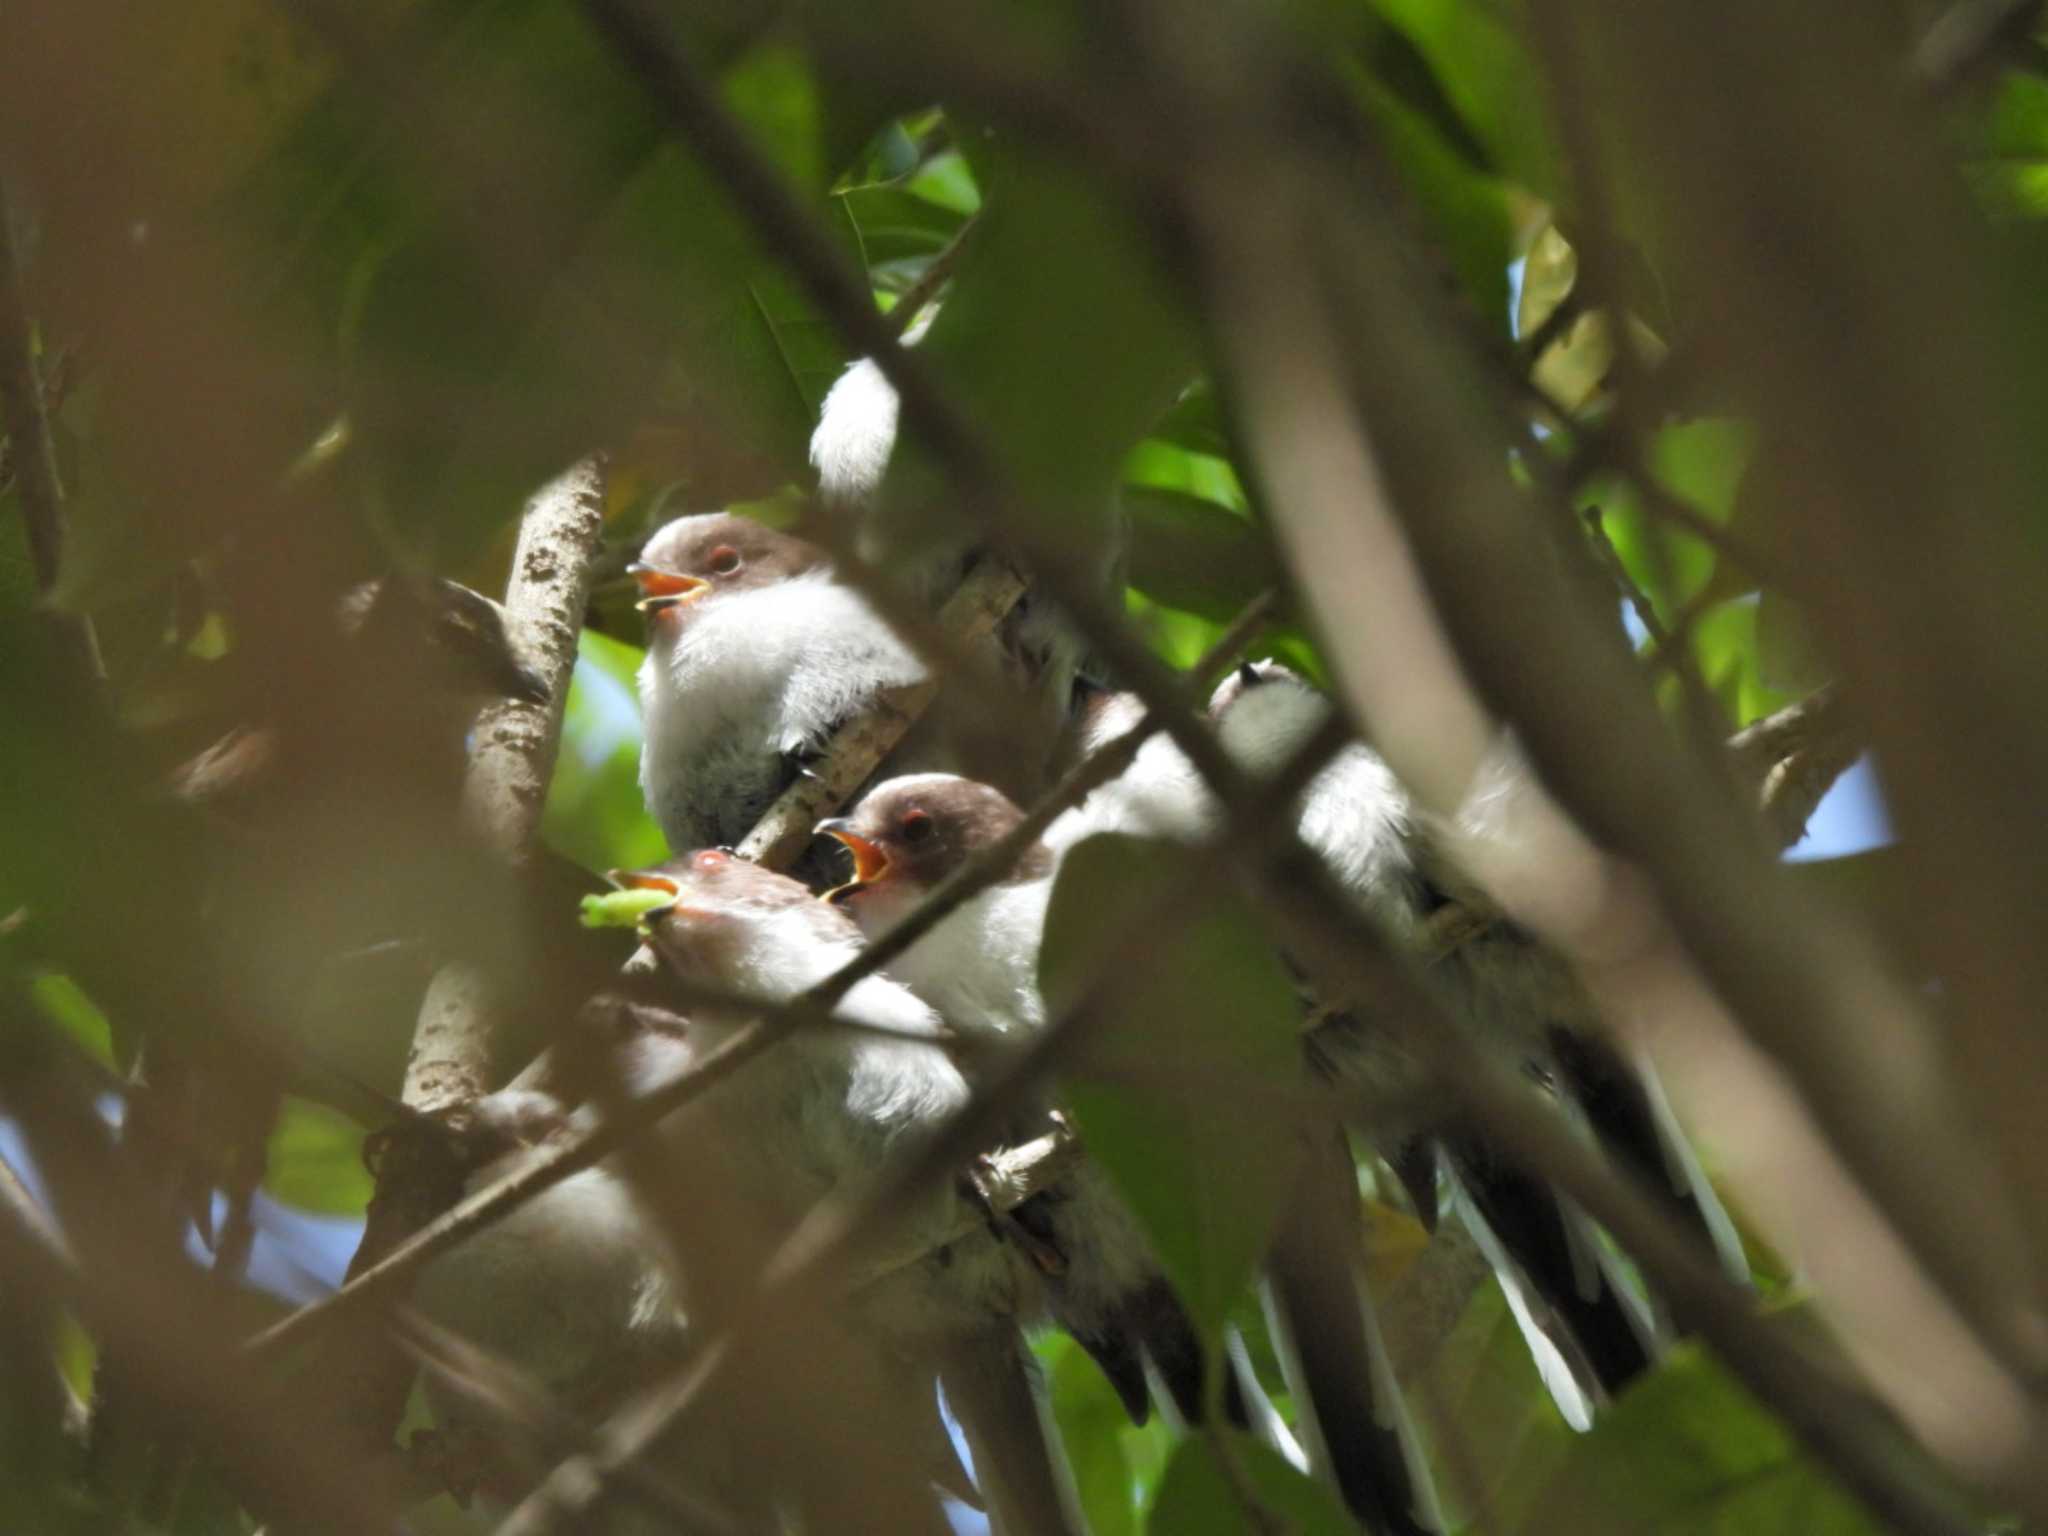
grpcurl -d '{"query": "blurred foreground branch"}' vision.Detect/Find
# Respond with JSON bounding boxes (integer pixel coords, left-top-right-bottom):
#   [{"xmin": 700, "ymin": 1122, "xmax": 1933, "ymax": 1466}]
[{"xmin": 0, "ymin": 175, "xmax": 101, "ymax": 678}]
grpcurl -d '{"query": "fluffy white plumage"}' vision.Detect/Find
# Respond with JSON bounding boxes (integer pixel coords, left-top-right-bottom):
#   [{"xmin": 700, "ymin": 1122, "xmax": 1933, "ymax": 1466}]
[
  {"xmin": 828, "ymin": 774, "xmax": 1182, "ymax": 1417},
  {"xmin": 1050, "ymin": 666, "xmax": 1424, "ymax": 939},
  {"xmin": 637, "ymin": 568, "xmax": 925, "ymax": 853},
  {"xmin": 412, "ymin": 1102, "xmax": 680, "ymax": 1400},
  {"xmin": 809, "ymin": 356, "xmax": 902, "ymax": 512}
]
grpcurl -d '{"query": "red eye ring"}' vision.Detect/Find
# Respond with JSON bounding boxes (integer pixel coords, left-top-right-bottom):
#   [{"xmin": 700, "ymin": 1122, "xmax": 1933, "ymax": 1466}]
[
  {"xmin": 900, "ymin": 808, "xmax": 935, "ymax": 843},
  {"xmin": 693, "ymin": 849, "xmax": 730, "ymax": 871},
  {"xmin": 707, "ymin": 545, "xmax": 742, "ymax": 576}
]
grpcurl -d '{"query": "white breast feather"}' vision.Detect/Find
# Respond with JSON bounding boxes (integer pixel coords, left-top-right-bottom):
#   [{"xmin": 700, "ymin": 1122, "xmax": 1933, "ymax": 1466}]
[{"xmin": 637, "ymin": 572, "xmax": 925, "ymax": 848}]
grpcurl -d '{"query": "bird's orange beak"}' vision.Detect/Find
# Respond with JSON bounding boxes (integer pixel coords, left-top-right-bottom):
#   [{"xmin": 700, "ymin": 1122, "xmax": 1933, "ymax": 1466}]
[
  {"xmin": 628, "ymin": 564, "xmax": 712, "ymax": 614},
  {"xmin": 816, "ymin": 820, "xmax": 890, "ymax": 903}
]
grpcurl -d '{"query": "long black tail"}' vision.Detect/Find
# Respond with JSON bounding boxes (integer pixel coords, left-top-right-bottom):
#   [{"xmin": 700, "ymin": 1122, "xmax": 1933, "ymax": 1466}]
[
  {"xmin": 1549, "ymin": 1029, "xmax": 1750, "ymax": 1291},
  {"xmin": 1444, "ymin": 1134, "xmax": 1656, "ymax": 1401},
  {"xmin": 1265, "ymin": 1134, "xmax": 1439, "ymax": 1536}
]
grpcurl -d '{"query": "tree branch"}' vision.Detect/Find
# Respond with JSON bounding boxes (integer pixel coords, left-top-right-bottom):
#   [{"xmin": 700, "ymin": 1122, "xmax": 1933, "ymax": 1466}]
[
  {"xmin": 323, "ymin": 457, "xmax": 607, "ymax": 1469},
  {"xmin": 404, "ymin": 456, "xmax": 608, "ymax": 1113}
]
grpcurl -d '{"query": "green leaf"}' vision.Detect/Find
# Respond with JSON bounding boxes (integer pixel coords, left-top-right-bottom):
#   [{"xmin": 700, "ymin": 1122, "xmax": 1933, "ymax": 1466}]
[
  {"xmin": 1353, "ymin": 67, "xmax": 1522, "ymax": 327},
  {"xmin": 1690, "ymin": 597, "xmax": 1791, "ymax": 725},
  {"xmin": 1510, "ymin": 1345, "xmax": 1889, "ymax": 1536},
  {"xmin": 720, "ymin": 42, "xmax": 825, "ymax": 193},
  {"xmin": 1144, "ymin": 383, "xmax": 1234, "ymax": 461},
  {"xmin": 1147, "ymin": 1433, "xmax": 1355, "ymax": 1536},
  {"xmin": 1044, "ymin": 1332, "xmax": 1145, "ymax": 1536},
  {"xmin": 876, "ymin": 139, "xmax": 1199, "ymax": 564},
  {"xmin": 1123, "ymin": 590, "xmax": 1229, "ymax": 673},
  {"xmin": 1364, "ymin": 0, "xmax": 1558, "ymax": 195},
  {"xmin": 1411, "ymin": 1275, "xmax": 1577, "ymax": 1530},
  {"xmin": 264, "ymin": 1096, "xmax": 373, "ymax": 1216},
  {"xmin": 1121, "ymin": 486, "xmax": 1280, "ymax": 623},
  {"xmin": 837, "ymin": 183, "xmax": 971, "ymax": 271},
  {"xmin": 1040, "ymin": 837, "xmax": 1306, "ymax": 1344},
  {"xmin": 1518, "ymin": 222, "xmax": 1577, "ymax": 342},
  {"xmin": 1585, "ymin": 417, "xmax": 1756, "ymax": 629},
  {"xmin": 223, "ymin": 0, "xmax": 821, "ymax": 557},
  {"xmin": 28, "ymin": 972, "xmax": 114, "ymax": 1069}
]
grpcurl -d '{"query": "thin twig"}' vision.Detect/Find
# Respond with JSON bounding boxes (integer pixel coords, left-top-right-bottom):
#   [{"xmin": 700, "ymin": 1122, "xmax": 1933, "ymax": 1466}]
[
  {"xmin": 1582, "ymin": 505, "xmax": 1671, "ymax": 650},
  {"xmin": 889, "ymin": 210, "xmax": 980, "ymax": 334}
]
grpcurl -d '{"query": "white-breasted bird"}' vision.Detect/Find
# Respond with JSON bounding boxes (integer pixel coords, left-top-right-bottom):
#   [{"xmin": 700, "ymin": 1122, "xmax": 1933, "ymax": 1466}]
[
  {"xmin": 632, "ymin": 513, "xmax": 927, "ymax": 858},
  {"xmin": 1071, "ymin": 661, "xmax": 1746, "ymax": 1424},
  {"xmin": 613, "ymin": 850, "xmax": 1082, "ymax": 1536},
  {"xmin": 817, "ymin": 775, "xmax": 1211, "ymax": 1426}
]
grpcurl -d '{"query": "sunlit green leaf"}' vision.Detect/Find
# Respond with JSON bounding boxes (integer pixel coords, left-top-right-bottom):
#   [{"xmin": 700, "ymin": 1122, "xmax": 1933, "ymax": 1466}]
[
  {"xmin": 1518, "ymin": 222, "xmax": 1577, "ymax": 342},
  {"xmin": 264, "ymin": 1096, "xmax": 373, "ymax": 1216},
  {"xmin": 1044, "ymin": 1331, "xmax": 1145, "ymax": 1536},
  {"xmin": 28, "ymin": 973, "xmax": 114, "ymax": 1069},
  {"xmin": 1510, "ymin": 1346, "xmax": 1889, "ymax": 1536},
  {"xmin": 1352, "ymin": 68, "xmax": 1521, "ymax": 326},
  {"xmin": 1147, "ymin": 1433, "xmax": 1354, "ymax": 1536},
  {"xmin": 1364, "ymin": 0, "xmax": 1558, "ymax": 194},
  {"xmin": 1122, "ymin": 486, "xmax": 1279, "ymax": 624}
]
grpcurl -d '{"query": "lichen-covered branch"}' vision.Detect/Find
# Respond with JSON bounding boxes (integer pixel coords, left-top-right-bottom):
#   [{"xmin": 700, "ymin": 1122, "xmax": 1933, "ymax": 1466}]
[
  {"xmin": 323, "ymin": 457, "xmax": 606, "ymax": 1471},
  {"xmin": 403, "ymin": 456, "xmax": 608, "ymax": 1113}
]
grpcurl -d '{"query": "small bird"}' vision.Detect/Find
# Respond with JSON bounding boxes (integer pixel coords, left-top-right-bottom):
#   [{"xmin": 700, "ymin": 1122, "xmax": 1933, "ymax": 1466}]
[
  {"xmin": 632, "ymin": 513, "xmax": 927, "ymax": 858},
  {"xmin": 1205, "ymin": 662, "xmax": 1747, "ymax": 1418},
  {"xmin": 826, "ymin": 774, "xmax": 1438, "ymax": 1534},
  {"xmin": 407, "ymin": 1062, "xmax": 716, "ymax": 1518},
  {"xmin": 816, "ymin": 774, "xmax": 1207, "ymax": 1426},
  {"xmin": 615, "ymin": 850, "xmax": 1081, "ymax": 1536}
]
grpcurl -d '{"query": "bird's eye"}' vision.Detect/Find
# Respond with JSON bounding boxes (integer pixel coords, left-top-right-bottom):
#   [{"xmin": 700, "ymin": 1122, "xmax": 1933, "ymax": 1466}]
[
  {"xmin": 707, "ymin": 545, "xmax": 742, "ymax": 576},
  {"xmin": 901, "ymin": 809, "xmax": 935, "ymax": 843},
  {"xmin": 694, "ymin": 850, "xmax": 730, "ymax": 872}
]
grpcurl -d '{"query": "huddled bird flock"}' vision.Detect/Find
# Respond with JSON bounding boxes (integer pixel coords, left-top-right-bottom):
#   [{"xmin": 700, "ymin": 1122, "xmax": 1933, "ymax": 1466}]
[{"xmin": 411, "ymin": 353, "xmax": 1748, "ymax": 1535}]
